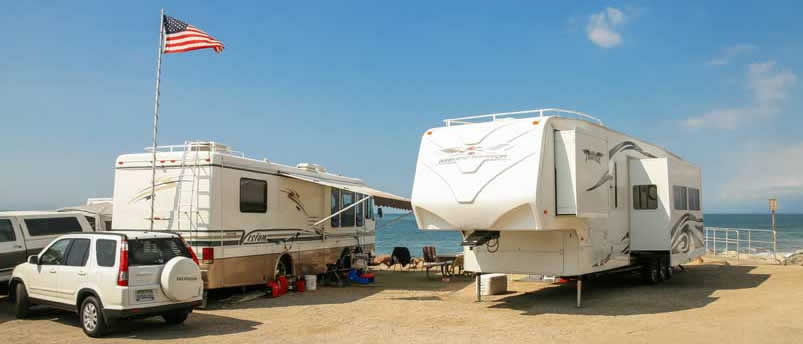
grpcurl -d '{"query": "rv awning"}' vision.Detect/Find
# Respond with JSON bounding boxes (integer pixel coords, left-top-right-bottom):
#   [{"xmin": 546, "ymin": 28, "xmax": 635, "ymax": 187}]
[{"xmin": 278, "ymin": 171, "xmax": 412, "ymax": 210}]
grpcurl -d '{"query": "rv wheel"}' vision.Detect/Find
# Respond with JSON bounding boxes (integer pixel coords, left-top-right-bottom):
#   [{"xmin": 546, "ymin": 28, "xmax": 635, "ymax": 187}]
[
  {"xmin": 642, "ymin": 263, "xmax": 661, "ymax": 285},
  {"xmin": 665, "ymin": 265, "xmax": 674, "ymax": 280}
]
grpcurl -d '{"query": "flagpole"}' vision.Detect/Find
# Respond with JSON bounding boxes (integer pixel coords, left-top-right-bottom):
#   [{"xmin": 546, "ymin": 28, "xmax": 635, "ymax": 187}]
[{"xmin": 149, "ymin": 9, "xmax": 165, "ymax": 231}]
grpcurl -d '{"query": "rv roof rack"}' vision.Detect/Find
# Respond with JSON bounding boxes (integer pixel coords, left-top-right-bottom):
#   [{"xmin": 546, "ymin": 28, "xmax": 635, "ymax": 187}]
[
  {"xmin": 443, "ymin": 108, "xmax": 604, "ymax": 127},
  {"xmin": 144, "ymin": 141, "xmax": 245, "ymax": 157}
]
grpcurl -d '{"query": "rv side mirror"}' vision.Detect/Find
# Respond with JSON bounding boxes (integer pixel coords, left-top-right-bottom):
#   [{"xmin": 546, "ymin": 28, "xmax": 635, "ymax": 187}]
[
  {"xmin": 377, "ymin": 207, "xmax": 383, "ymax": 219},
  {"xmin": 28, "ymin": 255, "xmax": 39, "ymax": 265}
]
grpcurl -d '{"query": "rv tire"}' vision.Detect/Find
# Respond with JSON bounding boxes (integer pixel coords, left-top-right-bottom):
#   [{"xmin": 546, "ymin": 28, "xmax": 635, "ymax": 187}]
[
  {"xmin": 665, "ymin": 265, "xmax": 674, "ymax": 280},
  {"xmin": 642, "ymin": 262, "xmax": 661, "ymax": 285}
]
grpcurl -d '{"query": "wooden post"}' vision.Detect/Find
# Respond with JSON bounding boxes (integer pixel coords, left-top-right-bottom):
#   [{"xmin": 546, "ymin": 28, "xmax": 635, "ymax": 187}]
[{"xmin": 475, "ymin": 273, "xmax": 481, "ymax": 302}]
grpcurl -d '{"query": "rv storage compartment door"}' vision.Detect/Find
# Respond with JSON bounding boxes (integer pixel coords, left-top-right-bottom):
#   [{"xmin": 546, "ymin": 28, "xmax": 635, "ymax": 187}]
[{"xmin": 554, "ymin": 129, "xmax": 609, "ymax": 217}]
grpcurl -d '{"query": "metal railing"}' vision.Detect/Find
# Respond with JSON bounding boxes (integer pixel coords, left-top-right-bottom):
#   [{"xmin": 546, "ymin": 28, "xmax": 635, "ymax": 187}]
[
  {"xmin": 442, "ymin": 108, "xmax": 604, "ymax": 127},
  {"xmin": 144, "ymin": 141, "xmax": 245, "ymax": 157},
  {"xmin": 704, "ymin": 227, "xmax": 777, "ymax": 262}
]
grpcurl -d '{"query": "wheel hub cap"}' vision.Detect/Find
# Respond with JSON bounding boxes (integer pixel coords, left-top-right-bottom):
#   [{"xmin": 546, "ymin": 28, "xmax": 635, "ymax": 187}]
[{"xmin": 83, "ymin": 303, "xmax": 98, "ymax": 331}]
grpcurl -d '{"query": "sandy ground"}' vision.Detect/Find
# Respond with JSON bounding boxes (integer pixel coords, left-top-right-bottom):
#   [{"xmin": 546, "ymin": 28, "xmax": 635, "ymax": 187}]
[{"xmin": 1, "ymin": 260, "xmax": 802, "ymax": 344}]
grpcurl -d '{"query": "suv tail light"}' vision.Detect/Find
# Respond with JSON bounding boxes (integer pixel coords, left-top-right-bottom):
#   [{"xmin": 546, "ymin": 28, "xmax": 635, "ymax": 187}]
[
  {"xmin": 117, "ymin": 240, "xmax": 129, "ymax": 286},
  {"xmin": 179, "ymin": 237, "xmax": 200, "ymax": 265},
  {"xmin": 202, "ymin": 247, "xmax": 214, "ymax": 264}
]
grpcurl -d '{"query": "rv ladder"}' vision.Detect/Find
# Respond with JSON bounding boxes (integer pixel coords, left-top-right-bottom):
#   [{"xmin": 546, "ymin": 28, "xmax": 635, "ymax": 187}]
[{"xmin": 176, "ymin": 141, "xmax": 201, "ymax": 233}]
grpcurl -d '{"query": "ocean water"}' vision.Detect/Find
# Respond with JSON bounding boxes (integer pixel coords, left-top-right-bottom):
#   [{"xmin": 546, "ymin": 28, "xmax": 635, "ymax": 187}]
[{"xmin": 375, "ymin": 213, "xmax": 803, "ymax": 255}]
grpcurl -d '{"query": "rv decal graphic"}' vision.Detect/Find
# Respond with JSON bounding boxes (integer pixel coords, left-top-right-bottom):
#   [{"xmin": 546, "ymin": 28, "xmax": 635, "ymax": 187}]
[
  {"xmin": 241, "ymin": 229, "xmax": 309, "ymax": 245},
  {"xmin": 280, "ymin": 188, "xmax": 309, "ymax": 216},
  {"xmin": 670, "ymin": 213, "xmax": 704, "ymax": 254},
  {"xmin": 586, "ymin": 172, "xmax": 613, "ymax": 192},
  {"xmin": 609, "ymin": 141, "xmax": 657, "ymax": 159},
  {"xmin": 438, "ymin": 143, "xmax": 511, "ymax": 165},
  {"xmin": 582, "ymin": 149, "xmax": 603, "ymax": 163},
  {"xmin": 620, "ymin": 232, "xmax": 631, "ymax": 254},
  {"xmin": 129, "ymin": 176, "xmax": 185, "ymax": 203},
  {"xmin": 586, "ymin": 141, "xmax": 660, "ymax": 192}
]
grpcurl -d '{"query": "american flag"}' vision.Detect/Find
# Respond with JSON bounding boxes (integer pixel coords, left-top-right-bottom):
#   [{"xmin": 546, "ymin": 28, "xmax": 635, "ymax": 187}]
[{"xmin": 163, "ymin": 15, "xmax": 224, "ymax": 54}]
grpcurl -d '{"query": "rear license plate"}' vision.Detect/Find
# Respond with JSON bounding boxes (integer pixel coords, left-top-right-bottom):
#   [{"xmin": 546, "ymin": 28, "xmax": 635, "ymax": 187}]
[{"xmin": 136, "ymin": 289, "xmax": 155, "ymax": 303}]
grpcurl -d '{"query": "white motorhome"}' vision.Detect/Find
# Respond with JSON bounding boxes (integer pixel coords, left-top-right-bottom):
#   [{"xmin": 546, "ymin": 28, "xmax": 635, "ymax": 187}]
[
  {"xmin": 411, "ymin": 109, "xmax": 703, "ymax": 302},
  {"xmin": 112, "ymin": 142, "xmax": 410, "ymax": 291}
]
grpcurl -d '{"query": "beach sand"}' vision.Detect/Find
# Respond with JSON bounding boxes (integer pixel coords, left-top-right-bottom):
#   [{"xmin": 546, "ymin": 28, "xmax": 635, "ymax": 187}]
[{"xmin": 1, "ymin": 259, "xmax": 802, "ymax": 343}]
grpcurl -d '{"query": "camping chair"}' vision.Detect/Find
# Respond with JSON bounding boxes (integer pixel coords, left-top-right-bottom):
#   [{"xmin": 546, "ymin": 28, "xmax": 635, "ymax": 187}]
[
  {"xmin": 422, "ymin": 246, "xmax": 451, "ymax": 279},
  {"xmin": 390, "ymin": 247, "xmax": 413, "ymax": 271}
]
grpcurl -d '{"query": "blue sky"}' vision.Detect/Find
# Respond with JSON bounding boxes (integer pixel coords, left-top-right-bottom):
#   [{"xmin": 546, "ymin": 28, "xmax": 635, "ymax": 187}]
[{"xmin": 1, "ymin": 1, "xmax": 802, "ymax": 213}]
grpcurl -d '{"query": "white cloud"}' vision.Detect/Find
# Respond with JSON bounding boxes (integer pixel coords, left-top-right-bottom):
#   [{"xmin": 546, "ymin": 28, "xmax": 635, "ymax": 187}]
[
  {"xmin": 708, "ymin": 44, "xmax": 757, "ymax": 66},
  {"xmin": 684, "ymin": 61, "xmax": 797, "ymax": 129},
  {"xmin": 586, "ymin": 7, "xmax": 628, "ymax": 48}
]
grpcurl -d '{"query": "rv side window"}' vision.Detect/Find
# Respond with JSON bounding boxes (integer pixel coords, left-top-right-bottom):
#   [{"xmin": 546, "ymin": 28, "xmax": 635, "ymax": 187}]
[
  {"xmin": 673, "ymin": 186, "xmax": 688, "ymax": 210},
  {"xmin": 366, "ymin": 197, "xmax": 373, "ymax": 220},
  {"xmin": 688, "ymin": 188, "xmax": 701, "ymax": 211},
  {"xmin": 0, "ymin": 219, "xmax": 15, "ymax": 242},
  {"xmin": 633, "ymin": 185, "xmax": 658, "ymax": 210},
  {"xmin": 341, "ymin": 191, "xmax": 356, "ymax": 227},
  {"xmin": 356, "ymin": 193, "xmax": 364, "ymax": 227},
  {"xmin": 330, "ymin": 189, "xmax": 341, "ymax": 228},
  {"xmin": 240, "ymin": 178, "xmax": 267, "ymax": 213},
  {"xmin": 24, "ymin": 217, "xmax": 83, "ymax": 236}
]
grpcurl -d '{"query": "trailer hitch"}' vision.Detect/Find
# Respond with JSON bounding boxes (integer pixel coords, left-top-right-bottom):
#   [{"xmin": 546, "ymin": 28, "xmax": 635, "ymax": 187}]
[{"xmin": 461, "ymin": 230, "xmax": 500, "ymax": 247}]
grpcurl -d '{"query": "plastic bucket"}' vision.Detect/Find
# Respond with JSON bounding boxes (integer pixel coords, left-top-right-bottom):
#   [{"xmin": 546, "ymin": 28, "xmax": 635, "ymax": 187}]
[{"xmin": 304, "ymin": 275, "xmax": 317, "ymax": 291}]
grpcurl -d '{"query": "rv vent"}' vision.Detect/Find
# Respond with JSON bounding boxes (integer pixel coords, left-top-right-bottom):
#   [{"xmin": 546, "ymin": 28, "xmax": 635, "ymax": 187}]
[{"xmin": 296, "ymin": 163, "xmax": 327, "ymax": 173}]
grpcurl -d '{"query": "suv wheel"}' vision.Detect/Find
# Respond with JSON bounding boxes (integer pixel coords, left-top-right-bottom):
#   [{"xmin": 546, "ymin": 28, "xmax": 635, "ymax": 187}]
[
  {"xmin": 162, "ymin": 309, "xmax": 191, "ymax": 325},
  {"xmin": 14, "ymin": 283, "xmax": 31, "ymax": 318},
  {"xmin": 80, "ymin": 296, "xmax": 108, "ymax": 337}
]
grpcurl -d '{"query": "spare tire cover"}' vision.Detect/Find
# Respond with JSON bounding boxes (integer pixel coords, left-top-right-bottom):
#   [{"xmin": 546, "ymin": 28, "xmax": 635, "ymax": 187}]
[{"xmin": 160, "ymin": 257, "xmax": 202, "ymax": 302}]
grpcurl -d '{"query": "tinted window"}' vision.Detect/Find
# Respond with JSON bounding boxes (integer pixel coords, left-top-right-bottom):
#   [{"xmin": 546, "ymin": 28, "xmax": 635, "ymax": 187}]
[
  {"xmin": 688, "ymin": 188, "xmax": 701, "ymax": 211},
  {"xmin": 341, "ymin": 191, "xmax": 355, "ymax": 227},
  {"xmin": 0, "ymin": 219, "xmax": 15, "ymax": 242},
  {"xmin": 128, "ymin": 238, "xmax": 191, "ymax": 266},
  {"xmin": 40, "ymin": 239, "xmax": 72, "ymax": 265},
  {"xmin": 356, "ymin": 193, "xmax": 364, "ymax": 227},
  {"xmin": 240, "ymin": 178, "xmax": 267, "ymax": 213},
  {"xmin": 96, "ymin": 239, "xmax": 117, "ymax": 267},
  {"xmin": 84, "ymin": 216, "xmax": 97, "ymax": 230},
  {"xmin": 330, "ymin": 188, "xmax": 341, "ymax": 228},
  {"xmin": 25, "ymin": 217, "xmax": 83, "ymax": 236},
  {"xmin": 633, "ymin": 185, "xmax": 658, "ymax": 210},
  {"xmin": 673, "ymin": 186, "xmax": 688, "ymax": 210},
  {"xmin": 65, "ymin": 238, "xmax": 90, "ymax": 267}
]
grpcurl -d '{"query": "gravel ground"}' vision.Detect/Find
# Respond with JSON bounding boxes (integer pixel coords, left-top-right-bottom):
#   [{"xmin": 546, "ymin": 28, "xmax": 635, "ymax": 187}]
[{"xmin": 1, "ymin": 261, "xmax": 802, "ymax": 344}]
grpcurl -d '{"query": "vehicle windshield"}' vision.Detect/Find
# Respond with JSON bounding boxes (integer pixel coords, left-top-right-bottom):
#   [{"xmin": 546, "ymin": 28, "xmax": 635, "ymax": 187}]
[{"xmin": 128, "ymin": 238, "xmax": 191, "ymax": 266}]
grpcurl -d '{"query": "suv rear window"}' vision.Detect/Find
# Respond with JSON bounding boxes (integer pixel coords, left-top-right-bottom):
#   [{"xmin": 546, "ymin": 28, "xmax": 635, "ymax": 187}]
[
  {"xmin": 25, "ymin": 217, "xmax": 83, "ymax": 236},
  {"xmin": 128, "ymin": 238, "xmax": 192, "ymax": 266}
]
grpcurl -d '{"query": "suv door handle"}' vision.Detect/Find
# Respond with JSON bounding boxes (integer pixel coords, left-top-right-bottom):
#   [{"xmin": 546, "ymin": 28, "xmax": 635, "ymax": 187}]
[
  {"xmin": 13, "ymin": 244, "xmax": 23, "ymax": 249},
  {"xmin": 78, "ymin": 271, "xmax": 87, "ymax": 276},
  {"xmin": 49, "ymin": 269, "xmax": 57, "ymax": 273}
]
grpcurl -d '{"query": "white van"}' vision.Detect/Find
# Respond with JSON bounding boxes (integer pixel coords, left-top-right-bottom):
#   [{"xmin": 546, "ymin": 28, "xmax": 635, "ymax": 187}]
[{"xmin": 0, "ymin": 211, "xmax": 94, "ymax": 283}]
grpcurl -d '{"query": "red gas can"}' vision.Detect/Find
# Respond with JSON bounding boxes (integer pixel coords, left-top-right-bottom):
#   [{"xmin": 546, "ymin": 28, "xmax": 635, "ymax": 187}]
[
  {"xmin": 277, "ymin": 276, "xmax": 288, "ymax": 295},
  {"xmin": 267, "ymin": 281, "xmax": 280, "ymax": 298},
  {"xmin": 296, "ymin": 279, "xmax": 306, "ymax": 292}
]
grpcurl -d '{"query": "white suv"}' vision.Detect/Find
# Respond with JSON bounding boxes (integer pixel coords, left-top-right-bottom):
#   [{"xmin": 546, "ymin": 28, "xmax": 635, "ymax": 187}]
[{"xmin": 9, "ymin": 231, "xmax": 203, "ymax": 337}]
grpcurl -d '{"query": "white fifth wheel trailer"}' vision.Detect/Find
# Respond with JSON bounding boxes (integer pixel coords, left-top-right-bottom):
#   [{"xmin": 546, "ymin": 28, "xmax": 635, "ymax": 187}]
[
  {"xmin": 112, "ymin": 142, "xmax": 410, "ymax": 291},
  {"xmin": 411, "ymin": 109, "xmax": 703, "ymax": 305}
]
